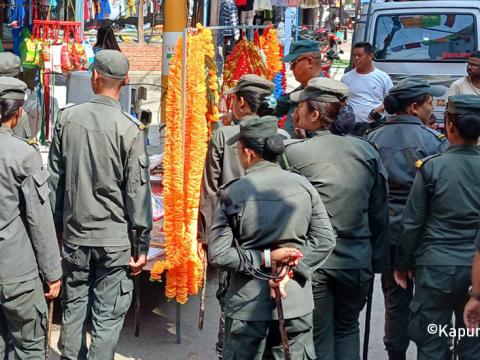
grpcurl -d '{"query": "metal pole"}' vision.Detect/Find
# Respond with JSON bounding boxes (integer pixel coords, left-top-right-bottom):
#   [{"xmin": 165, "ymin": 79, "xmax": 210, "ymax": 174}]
[
  {"xmin": 161, "ymin": 0, "xmax": 188, "ymax": 122},
  {"xmin": 203, "ymin": 0, "xmax": 209, "ymax": 25},
  {"xmin": 138, "ymin": 0, "xmax": 145, "ymax": 44},
  {"xmin": 175, "ymin": 302, "xmax": 182, "ymax": 344}
]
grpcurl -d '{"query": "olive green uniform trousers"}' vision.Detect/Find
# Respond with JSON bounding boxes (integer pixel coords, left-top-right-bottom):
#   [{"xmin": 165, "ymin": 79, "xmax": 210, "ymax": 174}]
[
  {"xmin": 312, "ymin": 268, "xmax": 373, "ymax": 360},
  {"xmin": 409, "ymin": 266, "xmax": 480, "ymax": 360},
  {"xmin": 0, "ymin": 277, "xmax": 47, "ymax": 360},
  {"xmin": 223, "ymin": 313, "xmax": 316, "ymax": 360},
  {"xmin": 59, "ymin": 244, "xmax": 133, "ymax": 360}
]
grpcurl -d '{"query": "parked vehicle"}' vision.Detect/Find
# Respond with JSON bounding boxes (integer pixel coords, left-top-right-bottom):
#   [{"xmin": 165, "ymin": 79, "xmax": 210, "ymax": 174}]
[{"xmin": 352, "ymin": 0, "xmax": 479, "ymax": 125}]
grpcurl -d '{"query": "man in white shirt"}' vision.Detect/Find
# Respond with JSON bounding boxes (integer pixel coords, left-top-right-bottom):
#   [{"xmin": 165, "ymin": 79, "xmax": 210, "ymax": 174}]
[
  {"xmin": 341, "ymin": 42, "xmax": 393, "ymax": 135},
  {"xmin": 447, "ymin": 52, "xmax": 480, "ymax": 97}
]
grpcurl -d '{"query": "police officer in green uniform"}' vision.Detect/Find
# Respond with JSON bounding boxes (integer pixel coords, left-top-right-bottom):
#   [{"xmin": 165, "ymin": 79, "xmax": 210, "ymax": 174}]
[
  {"xmin": 48, "ymin": 50, "xmax": 153, "ymax": 360},
  {"xmin": 281, "ymin": 77, "xmax": 389, "ymax": 360},
  {"xmin": 208, "ymin": 115, "xmax": 336, "ymax": 359},
  {"xmin": 275, "ymin": 40, "xmax": 324, "ymax": 137},
  {"xmin": 198, "ymin": 74, "xmax": 275, "ymax": 359},
  {"xmin": 0, "ymin": 52, "xmax": 33, "ymax": 139},
  {"xmin": 366, "ymin": 78, "xmax": 448, "ymax": 360},
  {"xmin": 0, "ymin": 77, "xmax": 62, "ymax": 359},
  {"xmin": 395, "ymin": 95, "xmax": 480, "ymax": 360}
]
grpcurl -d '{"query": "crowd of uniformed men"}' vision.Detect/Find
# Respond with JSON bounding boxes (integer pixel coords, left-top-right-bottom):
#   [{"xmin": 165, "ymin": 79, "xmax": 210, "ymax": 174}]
[{"xmin": 1, "ymin": 37, "xmax": 480, "ymax": 360}]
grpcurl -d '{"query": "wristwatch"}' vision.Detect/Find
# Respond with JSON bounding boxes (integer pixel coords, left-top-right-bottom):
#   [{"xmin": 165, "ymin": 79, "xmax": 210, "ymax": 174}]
[
  {"xmin": 469, "ymin": 286, "xmax": 480, "ymax": 301},
  {"xmin": 369, "ymin": 109, "xmax": 383, "ymax": 122}
]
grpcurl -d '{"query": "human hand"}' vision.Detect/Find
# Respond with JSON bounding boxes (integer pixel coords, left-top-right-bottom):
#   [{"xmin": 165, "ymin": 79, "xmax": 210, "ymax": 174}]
[
  {"xmin": 129, "ymin": 255, "xmax": 147, "ymax": 276},
  {"xmin": 45, "ymin": 279, "xmax": 62, "ymax": 300},
  {"xmin": 271, "ymin": 248, "xmax": 303, "ymax": 267},
  {"xmin": 269, "ymin": 266, "xmax": 293, "ymax": 299},
  {"xmin": 221, "ymin": 112, "xmax": 233, "ymax": 126},
  {"xmin": 464, "ymin": 297, "xmax": 480, "ymax": 329},
  {"xmin": 393, "ymin": 270, "xmax": 413, "ymax": 289}
]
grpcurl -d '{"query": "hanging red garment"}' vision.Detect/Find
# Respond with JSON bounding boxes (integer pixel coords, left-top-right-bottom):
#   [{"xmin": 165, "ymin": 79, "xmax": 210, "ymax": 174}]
[
  {"xmin": 235, "ymin": 0, "xmax": 247, "ymax": 5},
  {"xmin": 222, "ymin": 39, "xmax": 270, "ymax": 95}
]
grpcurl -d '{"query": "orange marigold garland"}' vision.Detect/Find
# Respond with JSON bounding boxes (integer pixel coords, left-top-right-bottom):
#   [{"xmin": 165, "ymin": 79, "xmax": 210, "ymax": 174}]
[
  {"xmin": 151, "ymin": 24, "xmax": 216, "ymax": 304},
  {"xmin": 259, "ymin": 28, "xmax": 282, "ymax": 80}
]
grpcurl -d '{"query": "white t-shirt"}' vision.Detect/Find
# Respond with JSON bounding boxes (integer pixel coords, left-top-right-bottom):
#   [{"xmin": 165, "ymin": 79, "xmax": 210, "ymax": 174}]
[
  {"xmin": 447, "ymin": 76, "xmax": 480, "ymax": 97},
  {"xmin": 341, "ymin": 68, "xmax": 393, "ymax": 123}
]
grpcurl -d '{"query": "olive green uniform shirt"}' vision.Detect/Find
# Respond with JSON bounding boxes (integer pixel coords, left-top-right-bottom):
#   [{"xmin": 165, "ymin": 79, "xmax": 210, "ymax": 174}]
[
  {"xmin": 0, "ymin": 126, "xmax": 62, "ymax": 284},
  {"xmin": 283, "ymin": 130, "xmax": 390, "ymax": 273},
  {"xmin": 198, "ymin": 124, "xmax": 245, "ymax": 243},
  {"xmin": 48, "ymin": 95, "xmax": 152, "ymax": 255},
  {"xmin": 208, "ymin": 161, "xmax": 336, "ymax": 321},
  {"xmin": 396, "ymin": 145, "xmax": 480, "ymax": 271},
  {"xmin": 367, "ymin": 114, "xmax": 448, "ymax": 245}
]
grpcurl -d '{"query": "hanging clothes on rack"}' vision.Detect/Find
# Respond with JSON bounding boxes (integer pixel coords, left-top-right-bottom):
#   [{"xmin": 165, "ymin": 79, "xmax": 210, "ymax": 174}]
[
  {"xmin": 287, "ymin": 0, "xmax": 301, "ymax": 6},
  {"xmin": 237, "ymin": 0, "xmax": 254, "ymax": 11},
  {"xmin": 301, "ymin": 0, "xmax": 319, "ymax": 8},
  {"xmin": 272, "ymin": 0, "xmax": 287, "ymax": 6}
]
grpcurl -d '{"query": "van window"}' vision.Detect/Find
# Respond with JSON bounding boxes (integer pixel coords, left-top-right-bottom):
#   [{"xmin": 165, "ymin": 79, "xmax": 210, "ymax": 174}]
[{"xmin": 373, "ymin": 14, "xmax": 476, "ymax": 61}]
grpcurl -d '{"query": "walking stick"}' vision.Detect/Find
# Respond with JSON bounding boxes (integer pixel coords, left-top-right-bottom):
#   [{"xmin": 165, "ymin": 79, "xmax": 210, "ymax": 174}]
[
  {"xmin": 363, "ymin": 281, "xmax": 374, "ymax": 360},
  {"xmin": 198, "ymin": 250, "xmax": 208, "ymax": 330},
  {"xmin": 272, "ymin": 262, "xmax": 291, "ymax": 360},
  {"xmin": 132, "ymin": 229, "xmax": 141, "ymax": 337},
  {"xmin": 45, "ymin": 300, "xmax": 54, "ymax": 360}
]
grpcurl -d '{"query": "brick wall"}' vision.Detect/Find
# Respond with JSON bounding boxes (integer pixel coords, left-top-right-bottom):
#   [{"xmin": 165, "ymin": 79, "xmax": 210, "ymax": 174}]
[{"xmin": 120, "ymin": 43, "xmax": 163, "ymax": 72}]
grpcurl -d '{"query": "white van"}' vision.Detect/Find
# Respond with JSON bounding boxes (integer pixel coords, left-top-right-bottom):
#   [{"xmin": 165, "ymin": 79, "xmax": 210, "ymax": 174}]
[{"xmin": 353, "ymin": 0, "xmax": 479, "ymax": 123}]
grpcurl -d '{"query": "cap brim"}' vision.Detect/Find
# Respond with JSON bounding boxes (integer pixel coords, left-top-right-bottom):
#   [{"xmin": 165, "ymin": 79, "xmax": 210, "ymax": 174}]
[
  {"xmin": 427, "ymin": 85, "xmax": 446, "ymax": 97},
  {"xmin": 290, "ymin": 90, "xmax": 307, "ymax": 102},
  {"xmin": 226, "ymin": 132, "xmax": 241, "ymax": 146},
  {"xmin": 282, "ymin": 53, "xmax": 301, "ymax": 63},
  {"xmin": 223, "ymin": 87, "xmax": 237, "ymax": 96}
]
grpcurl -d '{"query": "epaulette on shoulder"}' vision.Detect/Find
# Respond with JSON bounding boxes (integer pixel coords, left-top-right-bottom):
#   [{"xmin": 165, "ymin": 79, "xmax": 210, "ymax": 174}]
[
  {"xmin": 348, "ymin": 134, "xmax": 378, "ymax": 150},
  {"xmin": 415, "ymin": 153, "xmax": 442, "ymax": 168},
  {"xmin": 423, "ymin": 126, "xmax": 447, "ymax": 142},
  {"xmin": 219, "ymin": 177, "xmax": 241, "ymax": 191},
  {"xmin": 13, "ymin": 135, "xmax": 39, "ymax": 149},
  {"xmin": 284, "ymin": 138, "xmax": 307, "ymax": 147},
  {"xmin": 122, "ymin": 110, "xmax": 147, "ymax": 130}
]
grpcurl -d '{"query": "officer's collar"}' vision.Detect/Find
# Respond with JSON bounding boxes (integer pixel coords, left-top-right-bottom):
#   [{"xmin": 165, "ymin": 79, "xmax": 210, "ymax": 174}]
[
  {"xmin": 445, "ymin": 144, "xmax": 480, "ymax": 155},
  {"xmin": 246, "ymin": 160, "xmax": 279, "ymax": 175},
  {"xmin": 0, "ymin": 124, "xmax": 13, "ymax": 134},
  {"xmin": 89, "ymin": 94, "xmax": 122, "ymax": 109},
  {"xmin": 386, "ymin": 114, "xmax": 423, "ymax": 125},
  {"xmin": 310, "ymin": 128, "xmax": 332, "ymax": 137}
]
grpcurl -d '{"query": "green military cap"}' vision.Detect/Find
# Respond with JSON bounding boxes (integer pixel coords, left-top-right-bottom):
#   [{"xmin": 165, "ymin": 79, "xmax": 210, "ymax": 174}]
[
  {"xmin": 290, "ymin": 77, "xmax": 350, "ymax": 103},
  {"xmin": 389, "ymin": 77, "xmax": 445, "ymax": 99},
  {"xmin": 224, "ymin": 74, "xmax": 275, "ymax": 96},
  {"xmin": 240, "ymin": 115, "xmax": 278, "ymax": 139},
  {"xmin": 282, "ymin": 40, "xmax": 320, "ymax": 63},
  {"xmin": 0, "ymin": 52, "xmax": 22, "ymax": 77},
  {"xmin": 91, "ymin": 50, "xmax": 129, "ymax": 80},
  {"xmin": 0, "ymin": 77, "xmax": 27, "ymax": 100},
  {"xmin": 447, "ymin": 95, "xmax": 480, "ymax": 114}
]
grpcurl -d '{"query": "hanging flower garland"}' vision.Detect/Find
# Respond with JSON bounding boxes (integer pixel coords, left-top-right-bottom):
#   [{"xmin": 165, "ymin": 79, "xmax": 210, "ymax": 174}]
[
  {"xmin": 259, "ymin": 28, "xmax": 282, "ymax": 80},
  {"xmin": 151, "ymin": 24, "xmax": 217, "ymax": 304}
]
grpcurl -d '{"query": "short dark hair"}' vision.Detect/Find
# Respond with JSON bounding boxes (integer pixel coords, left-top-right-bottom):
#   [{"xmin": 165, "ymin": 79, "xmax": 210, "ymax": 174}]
[
  {"xmin": 240, "ymin": 135, "xmax": 285, "ymax": 162},
  {"xmin": 469, "ymin": 51, "xmax": 480, "ymax": 59},
  {"xmin": 447, "ymin": 113, "xmax": 480, "ymax": 141},
  {"xmin": 305, "ymin": 99, "xmax": 342, "ymax": 127},
  {"xmin": 0, "ymin": 98, "xmax": 24, "ymax": 123},
  {"xmin": 384, "ymin": 93, "xmax": 430, "ymax": 114},
  {"xmin": 235, "ymin": 90, "xmax": 273, "ymax": 116},
  {"xmin": 353, "ymin": 41, "xmax": 374, "ymax": 54}
]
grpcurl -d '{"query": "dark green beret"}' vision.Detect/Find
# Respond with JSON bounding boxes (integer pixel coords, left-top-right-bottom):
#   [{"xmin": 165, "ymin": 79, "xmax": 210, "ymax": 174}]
[
  {"xmin": 0, "ymin": 52, "xmax": 21, "ymax": 77},
  {"xmin": 447, "ymin": 95, "xmax": 480, "ymax": 114},
  {"xmin": 389, "ymin": 78, "xmax": 445, "ymax": 99},
  {"xmin": 224, "ymin": 74, "xmax": 275, "ymax": 97},
  {"xmin": 290, "ymin": 77, "xmax": 350, "ymax": 103},
  {"xmin": 91, "ymin": 50, "xmax": 129, "ymax": 80},
  {"xmin": 282, "ymin": 40, "xmax": 320, "ymax": 63},
  {"xmin": 0, "ymin": 77, "xmax": 27, "ymax": 100},
  {"xmin": 240, "ymin": 115, "xmax": 278, "ymax": 139}
]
